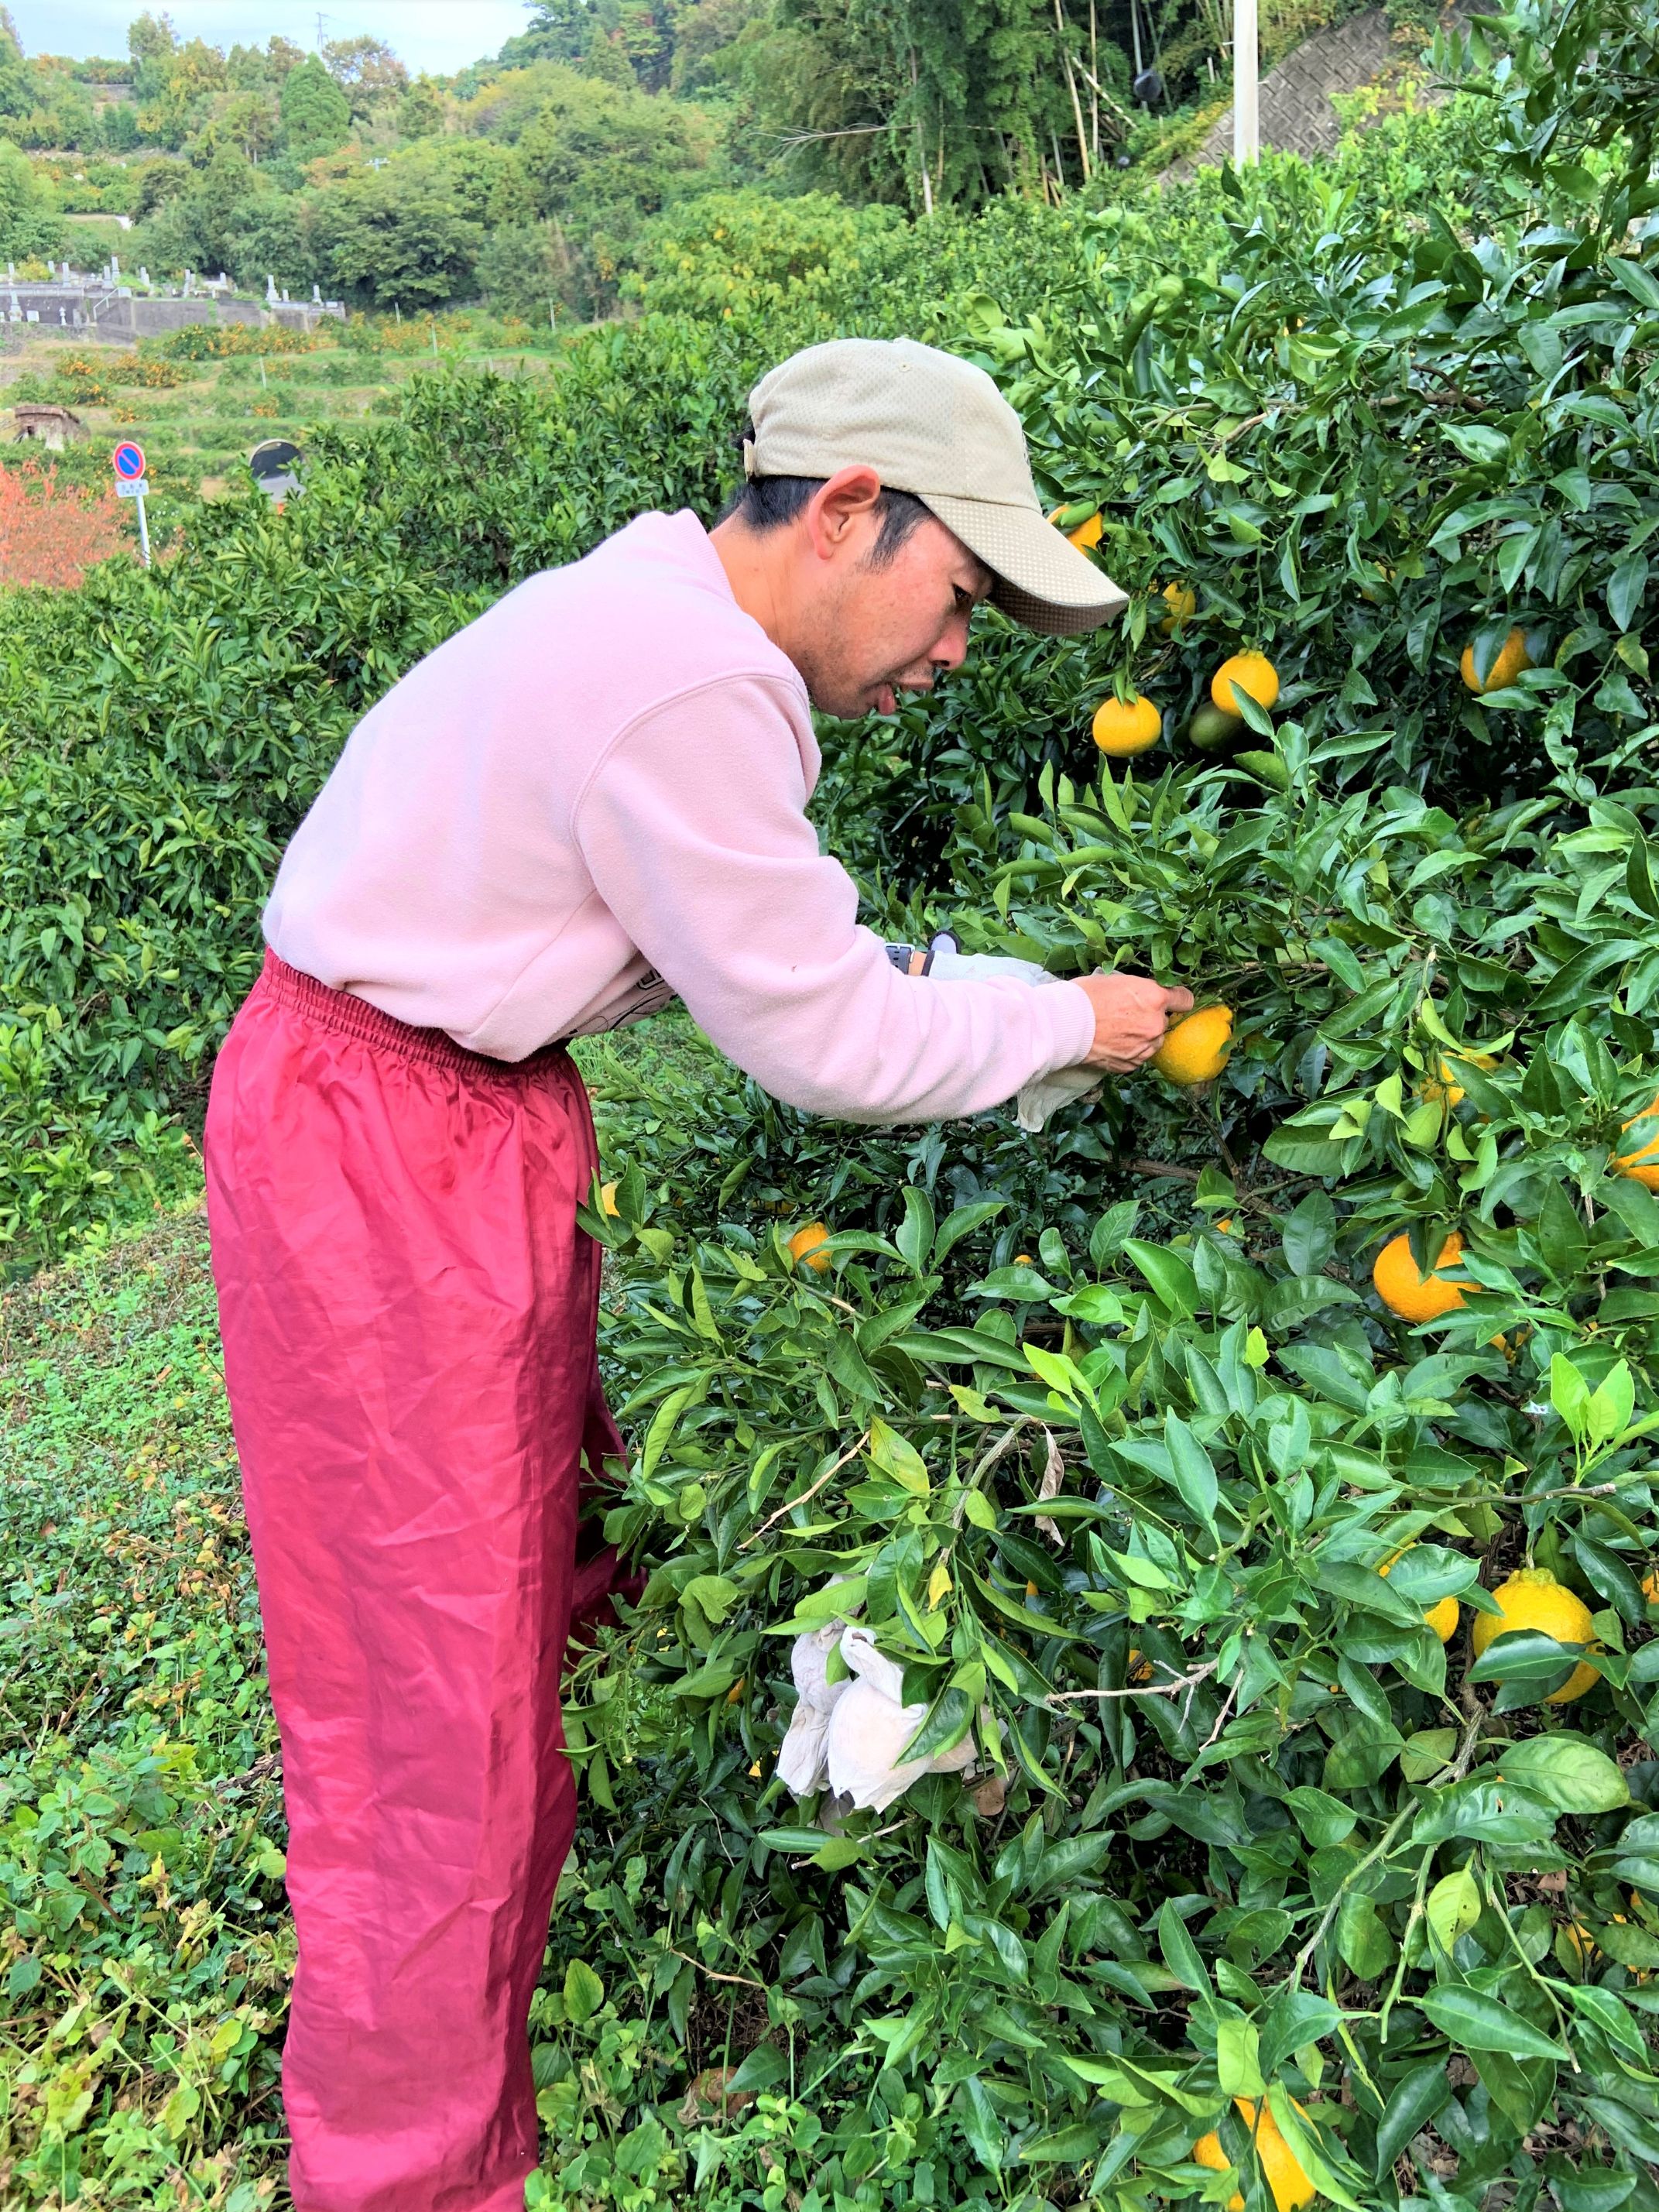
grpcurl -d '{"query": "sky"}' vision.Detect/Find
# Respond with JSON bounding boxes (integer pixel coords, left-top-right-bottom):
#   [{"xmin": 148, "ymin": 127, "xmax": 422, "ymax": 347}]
[{"xmin": 13, "ymin": 2, "xmax": 534, "ymax": 75}]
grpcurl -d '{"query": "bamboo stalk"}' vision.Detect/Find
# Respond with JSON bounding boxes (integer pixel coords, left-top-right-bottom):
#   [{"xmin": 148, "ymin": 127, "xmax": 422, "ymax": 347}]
[{"xmin": 1051, "ymin": 0, "xmax": 1092, "ymax": 182}]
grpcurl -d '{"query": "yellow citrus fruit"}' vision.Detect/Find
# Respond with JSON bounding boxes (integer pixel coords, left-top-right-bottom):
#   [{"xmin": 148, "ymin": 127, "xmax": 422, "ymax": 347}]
[
  {"xmin": 1047, "ymin": 503, "xmax": 1103, "ymax": 551},
  {"xmin": 1460, "ymin": 627, "xmax": 1533, "ymax": 694},
  {"xmin": 1644, "ymin": 1568, "xmax": 1659, "ymax": 1605},
  {"xmin": 1615, "ymin": 1094, "xmax": 1659, "ymax": 1190},
  {"xmin": 1472, "ymin": 1569, "xmax": 1599, "ymax": 1703},
  {"xmin": 1193, "ymin": 2099, "xmax": 1316, "ymax": 2212},
  {"xmin": 1192, "ymin": 2130, "xmax": 1245, "ymax": 2212},
  {"xmin": 1160, "ymin": 581, "xmax": 1197, "ymax": 633},
  {"xmin": 1420, "ymin": 1049, "xmax": 1496, "ymax": 1108},
  {"xmin": 1211, "ymin": 652, "xmax": 1280, "ymax": 715},
  {"xmin": 1126, "ymin": 1648, "xmax": 1154, "ymax": 1684},
  {"xmin": 789, "ymin": 1221, "xmax": 832, "ymax": 1273},
  {"xmin": 600, "ymin": 1181, "xmax": 621, "ymax": 1217},
  {"xmin": 1014, "ymin": 1253, "xmax": 1033, "ymax": 1264},
  {"xmin": 1380, "ymin": 1545, "xmax": 1460, "ymax": 1643},
  {"xmin": 1423, "ymin": 1593, "xmax": 1460, "ymax": 1642},
  {"xmin": 1372, "ymin": 1230, "xmax": 1467, "ymax": 1322},
  {"xmin": 1152, "ymin": 1005, "xmax": 1233, "ymax": 1085},
  {"xmin": 1092, "ymin": 694, "xmax": 1162, "ymax": 756}
]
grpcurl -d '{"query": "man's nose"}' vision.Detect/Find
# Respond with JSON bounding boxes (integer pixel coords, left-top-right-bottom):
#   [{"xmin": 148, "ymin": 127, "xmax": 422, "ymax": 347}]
[{"xmin": 927, "ymin": 622, "xmax": 970, "ymax": 672}]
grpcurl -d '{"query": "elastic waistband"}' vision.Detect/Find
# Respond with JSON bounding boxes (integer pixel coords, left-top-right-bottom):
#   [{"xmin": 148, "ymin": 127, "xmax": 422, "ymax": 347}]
[{"xmin": 255, "ymin": 949, "xmax": 576, "ymax": 1081}]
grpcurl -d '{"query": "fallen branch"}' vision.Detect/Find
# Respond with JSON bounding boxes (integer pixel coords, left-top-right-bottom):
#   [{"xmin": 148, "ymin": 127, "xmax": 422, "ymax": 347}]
[{"xmin": 667, "ymin": 1946, "xmax": 767, "ymax": 1991}]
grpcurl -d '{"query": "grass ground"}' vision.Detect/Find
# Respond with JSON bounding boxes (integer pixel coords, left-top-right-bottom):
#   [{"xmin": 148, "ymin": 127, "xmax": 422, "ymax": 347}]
[{"xmin": 0, "ymin": 1013, "xmax": 729, "ymax": 2208}]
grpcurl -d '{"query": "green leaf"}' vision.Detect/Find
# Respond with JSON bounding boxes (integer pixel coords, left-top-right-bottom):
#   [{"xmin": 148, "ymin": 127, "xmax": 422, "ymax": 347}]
[
  {"xmin": 1157, "ymin": 1898, "xmax": 1211, "ymax": 1993},
  {"xmin": 564, "ymin": 1958, "xmax": 605, "ymax": 2024},
  {"xmin": 1286, "ymin": 1785, "xmax": 1357, "ymax": 1847},
  {"xmin": 1425, "ymin": 1867, "xmax": 1482, "ymax": 1951},
  {"xmin": 1495, "ymin": 1734, "xmax": 1629, "ymax": 1813},
  {"xmin": 1337, "ymin": 1891, "xmax": 1397, "ymax": 1980},
  {"xmin": 1417, "ymin": 1986, "xmax": 1566, "ymax": 2061},
  {"xmin": 1216, "ymin": 2014, "xmax": 1266, "ymax": 2098},
  {"xmin": 1400, "ymin": 1727, "xmax": 1458, "ymax": 1783},
  {"xmin": 1123, "ymin": 1240, "xmax": 1199, "ymax": 1318},
  {"xmin": 867, "ymin": 1417, "xmax": 931, "ymax": 1495},
  {"xmin": 1322, "ymin": 1714, "xmax": 1404, "ymax": 1789},
  {"xmin": 1609, "ymin": 554, "xmax": 1650, "ymax": 635},
  {"xmin": 1373, "ymin": 2059, "xmax": 1452, "ymax": 2179},
  {"xmin": 1164, "ymin": 1410, "xmax": 1219, "ymax": 1532},
  {"xmin": 894, "ymin": 1186, "xmax": 936, "ymax": 1274}
]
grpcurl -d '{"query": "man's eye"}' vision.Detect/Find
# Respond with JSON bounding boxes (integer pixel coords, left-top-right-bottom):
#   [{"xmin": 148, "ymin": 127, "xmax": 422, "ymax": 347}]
[{"xmin": 954, "ymin": 587, "xmax": 975, "ymax": 615}]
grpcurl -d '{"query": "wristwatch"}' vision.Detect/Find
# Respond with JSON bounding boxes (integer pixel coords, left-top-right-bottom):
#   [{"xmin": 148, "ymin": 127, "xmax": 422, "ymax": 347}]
[{"xmin": 884, "ymin": 928, "xmax": 961, "ymax": 977}]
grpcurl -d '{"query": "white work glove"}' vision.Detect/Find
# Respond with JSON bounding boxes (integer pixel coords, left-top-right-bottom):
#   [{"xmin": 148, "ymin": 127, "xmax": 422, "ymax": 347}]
[{"xmin": 910, "ymin": 936, "xmax": 1102, "ymax": 1133}]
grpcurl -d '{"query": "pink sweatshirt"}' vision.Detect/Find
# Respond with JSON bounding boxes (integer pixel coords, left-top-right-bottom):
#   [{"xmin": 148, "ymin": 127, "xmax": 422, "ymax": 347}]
[{"xmin": 263, "ymin": 510, "xmax": 1096, "ymax": 1123}]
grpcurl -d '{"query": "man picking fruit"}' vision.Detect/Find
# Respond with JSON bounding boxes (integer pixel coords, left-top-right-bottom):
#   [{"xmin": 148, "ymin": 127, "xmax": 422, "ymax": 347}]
[{"xmin": 204, "ymin": 335, "xmax": 1191, "ymax": 2212}]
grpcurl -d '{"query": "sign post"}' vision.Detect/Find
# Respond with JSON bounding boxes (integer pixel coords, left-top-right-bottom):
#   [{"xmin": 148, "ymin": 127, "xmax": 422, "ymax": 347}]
[
  {"xmin": 1233, "ymin": 0, "xmax": 1260, "ymax": 165},
  {"xmin": 111, "ymin": 441, "xmax": 150, "ymax": 568}
]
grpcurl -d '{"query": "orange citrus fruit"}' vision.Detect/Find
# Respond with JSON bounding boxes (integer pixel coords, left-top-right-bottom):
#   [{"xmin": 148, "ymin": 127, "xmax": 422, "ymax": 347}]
[
  {"xmin": 1372, "ymin": 1230, "xmax": 1467, "ymax": 1322},
  {"xmin": 1472, "ymin": 1569, "xmax": 1599, "ymax": 1703},
  {"xmin": 600, "ymin": 1181, "xmax": 621, "ymax": 1218},
  {"xmin": 789, "ymin": 1221, "xmax": 832, "ymax": 1273},
  {"xmin": 1152, "ymin": 1005, "xmax": 1233, "ymax": 1085},
  {"xmin": 1092, "ymin": 694, "xmax": 1162, "ymax": 756},
  {"xmin": 1615, "ymin": 1094, "xmax": 1659, "ymax": 1189},
  {"xmin": 1193, "ymin": 2099, "xmax": 1316, "ymax": 2212},
  {"xmin": 1047, "ymin": 503, "xmax": 1103, "ymax": 551},
  {"xmin": 1210, "ymin": 652, "xmax": 1280, "ymax": 715},
  {"xmin": 1460, "ymin": 628, "xmax": 1532, "ymax": 694}
]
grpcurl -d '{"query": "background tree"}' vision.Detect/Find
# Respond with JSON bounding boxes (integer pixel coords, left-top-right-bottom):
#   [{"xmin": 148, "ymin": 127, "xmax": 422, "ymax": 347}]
[
  {"xmin": 279, "ymin": 53, "xmax": 351, "ymax": 157},
  {"xmin": 0, "ymin": 135, "xmax": 61, "ymax": 255},
  {"xmin": 322, "ymin": 36, "xmax": 410, "ymax": 120},
  {"xmin": 397, "ymin": 74, "xmax": 449, "ymax": 138}
]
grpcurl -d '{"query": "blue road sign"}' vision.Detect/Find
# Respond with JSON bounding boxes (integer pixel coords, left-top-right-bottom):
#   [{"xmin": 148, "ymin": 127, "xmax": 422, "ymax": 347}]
[{"xmin": 112, "ymin": 441, "xmax": 146, "ymax": 481}]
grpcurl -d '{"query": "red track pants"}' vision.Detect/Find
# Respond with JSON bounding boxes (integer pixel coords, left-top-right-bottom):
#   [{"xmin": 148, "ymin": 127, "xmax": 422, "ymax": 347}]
[{"xmin": 205, "ymin": 952, "xmax": 639, "ymax": 2212}]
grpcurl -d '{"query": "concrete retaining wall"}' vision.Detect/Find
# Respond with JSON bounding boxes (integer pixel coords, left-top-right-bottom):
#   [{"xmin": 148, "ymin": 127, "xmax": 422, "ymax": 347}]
[
  {"xmin": 11, "ymin": 285, "xmax": 346, "ymax": 344},
  {"xmin": 1161, "ymin": 6, "xmax": 1457, "ymax": 179}
]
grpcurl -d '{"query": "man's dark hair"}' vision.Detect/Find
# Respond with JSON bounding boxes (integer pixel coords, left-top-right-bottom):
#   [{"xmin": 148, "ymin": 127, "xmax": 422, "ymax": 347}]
[{"xmin": 722, "ymin": 427, "xmax": 934, "ymax": 568}]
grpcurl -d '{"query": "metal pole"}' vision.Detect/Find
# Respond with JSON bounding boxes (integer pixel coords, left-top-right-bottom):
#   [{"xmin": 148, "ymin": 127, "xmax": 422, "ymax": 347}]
[
  {"xmin": 135, "ymin": 488, "xmax": 151, "ymax": 568},
  {"xmin": 1233, "ymin": 0, "xmax": 1259, "ymax": 164}
]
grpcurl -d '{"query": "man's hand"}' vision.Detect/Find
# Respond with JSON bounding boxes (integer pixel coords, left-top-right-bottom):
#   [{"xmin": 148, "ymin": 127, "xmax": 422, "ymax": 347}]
[{"xmin": 1075, "ymin": 972, "xmax": 1195, "ymax": 1073}]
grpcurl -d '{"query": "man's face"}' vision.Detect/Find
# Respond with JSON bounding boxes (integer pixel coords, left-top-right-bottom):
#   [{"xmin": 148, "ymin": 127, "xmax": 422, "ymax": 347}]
[{"xmin": 791, "ymin": 493, "xmax": 995, "ymax": 722}]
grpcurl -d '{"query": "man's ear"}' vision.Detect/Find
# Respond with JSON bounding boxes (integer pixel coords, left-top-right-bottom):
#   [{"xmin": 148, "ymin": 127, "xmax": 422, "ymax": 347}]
[{"xmin": 805, "ymin": 466, "xmax": 885, "ymax": 560}]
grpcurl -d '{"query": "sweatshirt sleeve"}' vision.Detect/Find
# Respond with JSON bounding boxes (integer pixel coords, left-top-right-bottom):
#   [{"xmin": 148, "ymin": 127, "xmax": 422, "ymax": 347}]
[{"xmin": 571, "ymin": 673, "xmax": 1097, "ymax": 1124}]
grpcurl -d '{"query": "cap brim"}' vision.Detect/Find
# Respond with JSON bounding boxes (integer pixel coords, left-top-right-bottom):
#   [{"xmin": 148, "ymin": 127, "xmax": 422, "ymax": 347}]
[{"xmin": 925, "ymin": 493, "xmax": 1129, "ymax": 636}]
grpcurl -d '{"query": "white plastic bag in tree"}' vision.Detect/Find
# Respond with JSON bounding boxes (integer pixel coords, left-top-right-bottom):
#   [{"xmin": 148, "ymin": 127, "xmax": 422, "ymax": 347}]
[
  {"xmin": 774, "ymin": 1614, "xmax": 850, "ymax": 1795},
  {"xmin": 776, "ymin": 1618, "xmax": 979, "ymax": 1813},
  {"xmin": 825, "ymin": 1626, "xmax": 977, "ymax": 1812}
]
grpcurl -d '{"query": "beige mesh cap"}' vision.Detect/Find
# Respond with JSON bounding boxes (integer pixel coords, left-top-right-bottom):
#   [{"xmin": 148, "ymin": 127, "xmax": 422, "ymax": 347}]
[{"xmin": 742, "ymin": 337, "xmax": 1126, "ymax": 637}]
